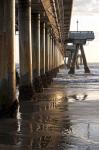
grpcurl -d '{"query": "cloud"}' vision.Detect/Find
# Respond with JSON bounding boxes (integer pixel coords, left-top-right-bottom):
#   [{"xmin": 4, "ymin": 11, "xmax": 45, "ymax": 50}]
[{"xmin": 72, "ymin": 0, "xmax": 99, "ymax": 15}]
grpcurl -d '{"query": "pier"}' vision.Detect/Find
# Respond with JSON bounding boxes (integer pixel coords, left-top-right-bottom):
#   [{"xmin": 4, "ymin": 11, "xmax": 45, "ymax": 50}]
[
  {"xmin": 0, "ymin": 0, "xmax": 73, "ymax": 111},
  {"xmin": 67, "ymin": 31, "xmax": 95, "ymax": 74},
  {"xmin": 1, "ymin": 1, "xmax": 99, "ymax": 150}
]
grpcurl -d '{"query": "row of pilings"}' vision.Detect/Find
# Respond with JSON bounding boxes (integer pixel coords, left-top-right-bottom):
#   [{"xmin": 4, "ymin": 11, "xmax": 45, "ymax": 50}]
[
  {"xmin": 0, "ymin": 0, "xmax": 63, "ymax": 116},
  {"xmin": 65, "ymin": 44, "xmax": 90, "ymax": 74}
]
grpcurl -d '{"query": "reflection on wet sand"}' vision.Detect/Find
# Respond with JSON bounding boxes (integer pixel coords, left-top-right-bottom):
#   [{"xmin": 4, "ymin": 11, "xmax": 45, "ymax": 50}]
[
  {"xmin": 0, "ymin": 88, "xmax": 71, "ymax": 149},
  {"xmin": 1, "ymin": 66, "xmax": 99, "ymax": 150},
  {"xmin": 0, "ymin": 92, "xmax": 99, "ymax": 150},
  {"xmin": 68, "ymin": 94, "xmax": 88, "ymax": 102}
]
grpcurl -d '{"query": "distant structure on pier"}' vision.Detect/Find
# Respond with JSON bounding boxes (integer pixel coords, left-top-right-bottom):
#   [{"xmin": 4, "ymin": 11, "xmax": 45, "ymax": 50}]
[{"xmin": 65, "ymin": 25, "xmax": 95, "ymax": 74}]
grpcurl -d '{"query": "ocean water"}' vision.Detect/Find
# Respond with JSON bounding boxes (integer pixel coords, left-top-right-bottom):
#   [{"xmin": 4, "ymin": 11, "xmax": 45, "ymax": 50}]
[
  {"xmin": 0, "ymin": 63, "xmax": 99, "ymax": 150},
  {"xmin": 53, "ymin": 63, "xmax": 99, "ymax": 102},
  {"xmin": 52, "ymin": 63, "xmax": 99, "ymax": 150}
]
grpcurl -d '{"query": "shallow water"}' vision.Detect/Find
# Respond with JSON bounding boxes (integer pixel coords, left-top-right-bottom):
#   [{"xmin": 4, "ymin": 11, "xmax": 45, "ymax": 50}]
[{"xmin": 1, "ymin": 63, "xmax": 99, "ymax": 150}]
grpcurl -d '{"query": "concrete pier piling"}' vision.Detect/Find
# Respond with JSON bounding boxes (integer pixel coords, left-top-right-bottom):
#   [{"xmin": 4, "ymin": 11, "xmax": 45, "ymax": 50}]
[
  {"xmin": 0, "ymin": 0, "xmax": 18, "ymax": 115},
  {"xmin": 40, "ymin": 21, "xmax": 45, "ymax": 75},
  {"xmin": 44, "ymin": 29, "xmax": 51, "ymax": 84},
  {"xmin": 18, "ymin": 0, "xmax": 33, "ymax": 100},
  {"xmin": 49, "ymin": 31, "xmax": 53, "ymax": 71},
  {"xmin": 68, "ymin": 44, "xmax": 79, "ymax": 74},
  {"xmin": 32, "ymin": 13, "xmax": 43, "ymax": 92},
  {"xmin": 67, "ymin": 52, "xmax": 72, "ymax": 69},
  {"xmin": 45, "ymin": 27, "xmax": 52, "ymax": 84},
  {"xmin": 50, "ymin": 34, "xmax": 54, "ymax": 76},
  {"xmin": 40, "ymin": 21, "xmax": 48, "ymax": 88},
  {"xmin": 80, "ymin": 45, "xmax": 90, "ymax": 73},
  {"xmin": 68, "ymin": 44, "xmax": 90, "ymax": 74},
  {"xmin": 53, "ymin": 39, "xmax": 55, "ymax": 69},
  {"xmin": 52, "ymin": 40, "xmax": 59, "ymax": 76},
  {"xmin": 45, "ymin": 28, "xmax": 50, "ymax": 73}
]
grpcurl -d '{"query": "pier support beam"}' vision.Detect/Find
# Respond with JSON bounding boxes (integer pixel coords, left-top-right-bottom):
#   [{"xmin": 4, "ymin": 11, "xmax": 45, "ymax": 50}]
[
  {"xmin": 52, "ymin": 38, "xmax": 55, "ymax": 69},
  {"xmin": 80, "ymin": 55, "xmax": 83, "ymax": 65},
  {"xmin": 53, "ymin": 39, "xmax": 56, "ymax": 69},
  {"xmin": 49, "ymin": 32, "xmax": 52, "ymax": 71},
  {"xmin": 45, "ymin": 27, "xmax": 52, "ymax": 84},
  {"xmin": 0, "ymin": 0, "xmax": 17, "ymax": 115},
  {"xmin": 32, "ymin": 13, "xmax": 43, "ymax": 92},
  {"xmin": 49, "ymin": 32, "xmax": 53, "ymax": 78},
  {"xmin": 45, "ymin": 29, "xmax": 54, "ymax": 84},
  {"xmin": 68, "ymin": 44, "xmax": 90, "ymax": 74},
  {"xmin": 76, "ymin": 55, "xmax": 79, "ymax": 69},
  {"xmin": 45, "ymin": 28, "xmax": 50, "ymax": 72},
  {"xmin": 18, "ymin": 0, "xmax": 33, "ymax": 100},
  {"xmin": 52, "ymin": 39, "xmax": 59, "ymax": 76},
  {"xmin": 40, "ymin": 22, "xmax": 45, "ymax": 75},
  {"xmin": 68, "ymin": 44, "xmax": 79, "ymax": 74},
  {"xmin": 40, "ymin": 21, "xmax": 48, "ymax": 87},
  {"xmin": 55, "ymin": 45, "xmax": 57, "ymax": 68},
  {"xmin": 80, "ymin": 45, "xmax": 90, "ymax": 73},
  {"xmin": 67, "ymin": 52, "xmax": 72, "ymax": 69}
]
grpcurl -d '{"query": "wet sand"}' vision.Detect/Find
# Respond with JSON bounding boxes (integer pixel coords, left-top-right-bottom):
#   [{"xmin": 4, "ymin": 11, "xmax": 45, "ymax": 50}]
[{"xmin": 0, "ymin": 66, "xmax": 99, "ymax": 150}]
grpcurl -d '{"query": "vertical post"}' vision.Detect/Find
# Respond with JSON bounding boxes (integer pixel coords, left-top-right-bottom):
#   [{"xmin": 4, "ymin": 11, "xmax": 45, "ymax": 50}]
[
  {"xmin": 58, "ymin": 49, "xmax": 59, "ymax": 67},
  {"xmin": 52, "ymin": 37, "xmax": 57, "ymax": 77},
  {"xmin": 40, "ymin": 22, "xmax": 45, "ymax": 75},
  {"xmin": 18, "ymin": 0, "xmax": 33, "ymax": 100},
  {"xmin": 68, "ymin": 44, "xmax": 79, "ymax": 74},
  {"xmin": 80, "ymin": 45, "xmax": 90, "ymax": 73},
  {"xmin": 46, "ymin": 29, "xmax": 53, "ymax": 83},
  {"xmin": 43, "ymin": 23, "xmax": 45, "ymax": 75},
  {"xmin": 32, "ymin": 13, "xmax": 41, "ymax": 78},
  {"xmin": 49, "ymin": 32, "xmax": 51, "ymax": 71},
  {"xmin": 45, "ymin": 27, "xmax": 52, "ymax": 84},
  {"xmin": 0, "ymin": 0, "xmax": 17, "ymax": 113},
  {"xmin": 40, "ymin": 21, "xmax": 48, "ymax": 87},
  {"xmin": 67, "ymin": 52, "xmax": 72, "ymax": 69},
  {"xmin": 32, "ymin": 13, "xmax": 43, "ymax": 92},
  {"xmin": 53, "ymin": 39, "xmax": 56, "ymax": 69},
  {"xmin": 38, "ymin": 14, "xmax": 41, "ymax": 77},
  {"xmin": 76, "ymin": 55, "xmax": 79, "ymax": 69},
  {"xmin": 52, "ymin": 38, "xmax": 55, "ymax": 70},
  {"xmin": 50, "ymin": 33, "xmax": 53, "ymax": 71},
  {"xmin": 56, "ymin": 49, "xmax": 58, "ymax": 68},
  {"xmin": 77, "ymin": 20, "xmax": 79, "ymax": 32},
  {"xmin": 55, "ymin": 45, "xmax": 57, "ymax": 68},
  {"xmin": 45, "ymin": 27, "xmax": 49, "ymax": 72},
  {"xmin": 80, "ymin": 55, "xmax": 83, "ymax": 65},
  {"xmin": 51, "ymin": 36, "xmax": 53, "ymax": 70}
]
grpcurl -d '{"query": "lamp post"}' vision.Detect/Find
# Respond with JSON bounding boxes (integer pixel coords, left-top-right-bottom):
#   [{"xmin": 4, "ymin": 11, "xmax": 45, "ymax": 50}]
[{"xmin": 77, "ymin": 20, "xmax": 79, "ymax": 31}]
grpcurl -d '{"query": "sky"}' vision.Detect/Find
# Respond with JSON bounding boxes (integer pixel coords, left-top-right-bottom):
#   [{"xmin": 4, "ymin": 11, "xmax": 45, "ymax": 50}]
[
  {"xmin": 70, "ymin": 0, "xmax": 99, "ymax": 62},
  {"xmin": 15, "ymin": 0, "xmax": 99, "ymax": 63}
]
